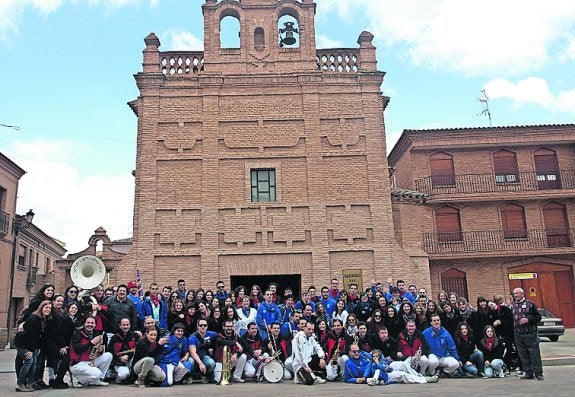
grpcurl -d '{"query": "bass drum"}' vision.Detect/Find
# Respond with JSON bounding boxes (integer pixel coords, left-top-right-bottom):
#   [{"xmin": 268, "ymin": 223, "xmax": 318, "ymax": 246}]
[{"xmin": 262, "ymin": 360, "xmax": 284, "ymax": 383}]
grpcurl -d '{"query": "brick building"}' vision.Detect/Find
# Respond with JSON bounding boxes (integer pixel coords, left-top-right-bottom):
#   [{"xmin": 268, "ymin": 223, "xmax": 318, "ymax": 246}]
[
  {"xmin": 121, "ymin": 0, "xmax": 430, "ymax": 295},
  {"xmin": 55, "ymin": 227, "xmax": 131, "ymax": 293},
  {"xmin": 388, "ymin": 124, "xmax": 575, "ymax": 327},
  {"xmin": 0, "ymin": 152, "xmax": 66, "ymax": 348}
]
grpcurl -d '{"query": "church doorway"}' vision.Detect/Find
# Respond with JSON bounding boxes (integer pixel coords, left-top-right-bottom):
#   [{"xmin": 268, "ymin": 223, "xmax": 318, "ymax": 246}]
[{"xmin": 231, "ymin": 274, "xmax": 301, "ymax": 301}]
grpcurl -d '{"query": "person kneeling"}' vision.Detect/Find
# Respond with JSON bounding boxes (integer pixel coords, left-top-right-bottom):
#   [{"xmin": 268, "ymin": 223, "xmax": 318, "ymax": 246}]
[
  {"xmin": 69, "ymin": 317, "xmax": 113, "ymax": 387},
  {"xmin": 343, "ymin": 344, "xmax": 371, "ymax": 384},
  {"xmin": 131, "ymin": 327, "xmax": 168, "ymax": 388}
]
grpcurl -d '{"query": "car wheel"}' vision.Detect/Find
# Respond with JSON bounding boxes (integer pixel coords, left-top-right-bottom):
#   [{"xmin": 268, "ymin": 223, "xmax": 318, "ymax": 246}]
[{"xmin": 548, "ymin": 336, "xmax": 559, "ymax": 342}]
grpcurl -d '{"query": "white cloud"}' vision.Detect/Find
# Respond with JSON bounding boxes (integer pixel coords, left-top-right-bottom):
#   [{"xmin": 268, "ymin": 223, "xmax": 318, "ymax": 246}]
[
  {"xmin": 317, "ymin": 0, "xmax": 575, "ymax": 76},
  {"xmin": 316, "ymin": 34, "xmax": 344, "ymax": 49},
  {"xmin": 484, "ymin": 77, "xmax": 575, "ymax": 114},
  {"xmin": 9, "ymin": 139, "xmax": 134, "ymax": 255},
  {"xmin": 0, "ymin": 0, "xmax": 160, "ymax": 43},
  {"xmin": 163, "ymin": 30, "xmax": 203, "ymax": 51}
]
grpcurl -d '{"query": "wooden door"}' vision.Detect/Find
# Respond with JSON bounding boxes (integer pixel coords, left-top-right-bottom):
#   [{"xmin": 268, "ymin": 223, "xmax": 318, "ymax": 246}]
[{"xmin": 508, "ymin": 263, "xmax": 575, "ymax": 327}]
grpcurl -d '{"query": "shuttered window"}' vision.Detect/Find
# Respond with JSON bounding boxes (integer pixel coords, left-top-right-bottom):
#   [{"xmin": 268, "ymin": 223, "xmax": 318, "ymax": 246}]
[
  {"xmin": 435, "ymin": 206, "xmax": 463, "ymax": 242},
  {"xmin": 534, "ymin": 148, "xmax": 561, "ymax": 189},
  {"xmin": 542, "ymin": 202, "xmax": 570, "ymax": 247},
  {"xmin": 430, "ymin": 152, "xmax": 455, "ymax": 186},
  {"xmin": 440, "ymin": 268, "xmax": 468, "ymax": 301},
  {"xmin": 501, "ymin": 203, "xmax": 527, "ymax": 238},
  {"xmin": 493, "ymin": 149, "xmax": 519, "ymax": 183}
]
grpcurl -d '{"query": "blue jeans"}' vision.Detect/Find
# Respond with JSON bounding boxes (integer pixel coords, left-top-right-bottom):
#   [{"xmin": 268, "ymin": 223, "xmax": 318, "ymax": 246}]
[
  {"xmin": 188, "ymin": 355, "xmax": 216, "ymax": 376},
  {"xmin": 461, "ymin": 350, "xmax": 484, "ymax": 375},
  {"xmin": 16, "ymin": 348, "xmax": 37, "ymax": 385},
  {"xmin": 484, "ymin": 358, "xmax": 504, "ymax": 378}
]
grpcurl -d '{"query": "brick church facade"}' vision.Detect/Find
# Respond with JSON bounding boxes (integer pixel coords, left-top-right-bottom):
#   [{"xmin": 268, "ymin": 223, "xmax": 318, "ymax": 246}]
[{"xmin": 120, "ymin": 0, "xmax": 430, "ymax": 294}]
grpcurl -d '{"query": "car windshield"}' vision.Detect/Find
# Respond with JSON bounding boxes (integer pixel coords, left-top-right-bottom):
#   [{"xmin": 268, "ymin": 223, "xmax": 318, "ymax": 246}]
[{"xmin": 537, "ymin": 308, "xmax": 556, "ymax": 318}]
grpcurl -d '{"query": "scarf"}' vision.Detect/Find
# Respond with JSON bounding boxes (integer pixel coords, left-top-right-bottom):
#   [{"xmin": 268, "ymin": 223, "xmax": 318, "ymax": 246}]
[{"xmin": 484, "ymin": 336, "xmax": 495, "ymax": 351}]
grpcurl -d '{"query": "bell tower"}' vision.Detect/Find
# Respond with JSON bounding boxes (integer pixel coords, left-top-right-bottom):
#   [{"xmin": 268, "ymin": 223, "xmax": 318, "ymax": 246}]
[{"xmin": 202, "ymin": 0, "xmax": 318, "ymax": 73}]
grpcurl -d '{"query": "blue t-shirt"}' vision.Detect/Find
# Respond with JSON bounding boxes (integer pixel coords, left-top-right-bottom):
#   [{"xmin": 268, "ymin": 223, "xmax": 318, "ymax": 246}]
[{"xmin": 188, "ymin": 330, "xmax": 217, "ymax": 359}]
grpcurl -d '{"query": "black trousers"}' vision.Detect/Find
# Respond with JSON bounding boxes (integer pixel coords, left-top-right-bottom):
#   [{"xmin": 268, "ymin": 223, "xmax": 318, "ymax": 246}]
[
  {"xmin": 297, "ymin": 355, "xmax": 322, "ymax": 385},
  {"xmin": 514, "ymin": 331, "xmax": 542, "ymax": 376}
]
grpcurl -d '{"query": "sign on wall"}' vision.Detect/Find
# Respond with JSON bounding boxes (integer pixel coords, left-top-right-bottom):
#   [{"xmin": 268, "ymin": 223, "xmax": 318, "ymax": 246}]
[
  {"xmin": 342, "ymin": 269, "xmax": 363, "ymax": 291},
  {"xmin": 508, "ymin": 273, "xmax": 538, "ymax": 280}
]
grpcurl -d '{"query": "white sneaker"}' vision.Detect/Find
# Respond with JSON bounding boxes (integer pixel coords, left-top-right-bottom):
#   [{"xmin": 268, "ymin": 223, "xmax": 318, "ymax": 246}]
[
  {"xmin": 367, "ymin": 377, "xmax": 377, "ymax": 386},
  {"xmin": 426, "ymin": 375, "xmax": 439, "ymax": 383},
  {"xmin": 314, "ymin": 377, "xmax": 326, "ymax": 384},
  {"xmin": 498, "ymin": 370, "xmax": 505, "ymax": 378},
  {"xmin": 95, "ymin": 380, "xmax": 109, "ymax": 386},
  {"xmin": 70, "ymin": 375, "xmax": 83, "ymax": 388}
]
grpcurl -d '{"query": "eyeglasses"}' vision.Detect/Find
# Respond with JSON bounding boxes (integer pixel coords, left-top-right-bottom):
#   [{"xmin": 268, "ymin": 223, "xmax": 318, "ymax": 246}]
[
  {"xmin": 198, "ymin": 324, "xmax": 208, "ymax": 327},
  {"xmin": 374, "ymin": 315, "xmax": 381, "ymax": 318},
  {"xmin": 351, "ymin": 350, "xmax": 360, "ymax": 353},
  {"xmin": 217, "ymin": 286, "xmax": 225, "ymax": 289},
  {"xmin": 69, "ymin": 290, "xmax": 78, "ymax": 294}
]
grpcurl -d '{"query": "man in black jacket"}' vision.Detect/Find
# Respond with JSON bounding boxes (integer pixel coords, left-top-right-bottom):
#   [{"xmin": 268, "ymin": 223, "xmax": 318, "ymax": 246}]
[{"xmin": 511, "ymin": 288, "xmax": 543, "ymax": 381}]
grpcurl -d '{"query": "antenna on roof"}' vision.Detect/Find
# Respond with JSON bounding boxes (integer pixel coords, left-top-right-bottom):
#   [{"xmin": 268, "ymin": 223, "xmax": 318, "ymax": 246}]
[
  {"xmin": 0, "ymin": 123, "xmax": 20, "ymax": 131},
  {"xmin": 477, "ymin": 89, "xmax": 492, "ymax": 127}
]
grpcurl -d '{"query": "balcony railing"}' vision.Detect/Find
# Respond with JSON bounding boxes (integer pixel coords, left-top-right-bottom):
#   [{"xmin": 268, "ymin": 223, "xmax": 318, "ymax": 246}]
[
  {"xmin": 0, "ymin": 209, "xmax": 9, "ymax": 235},
  {"xmin": 415, "ymin": 170, "xmax": 575, "ymax": 196},
  {"xmin": 160, "ymin": 51, "xmax": 205, "ymax": 76},
  {"xmin": 316, "ymin": 49, "xmax": 360, "ymax": 73},
  {"xmin": 422, "ymin": 228, "xmax": 575, "ymax": 254},
  {"xmin": 158, "ymin": 49, "xmax": 362, "ymax": 76}
]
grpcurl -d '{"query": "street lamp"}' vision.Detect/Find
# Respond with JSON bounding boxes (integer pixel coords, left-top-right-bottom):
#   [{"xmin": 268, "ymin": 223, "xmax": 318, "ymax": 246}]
[{"xmin": 5, "ymin": 209, "xmax": 34, "ymax": 348}]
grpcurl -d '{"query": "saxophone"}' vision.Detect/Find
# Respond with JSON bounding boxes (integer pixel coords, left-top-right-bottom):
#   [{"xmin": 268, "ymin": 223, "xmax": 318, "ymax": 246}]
[
  {"xmin": 116, "ymin": 348, "xmax": 136, "ymax": 356},
  {"xmin": 330, "ymin": 339, "xmax": 340, "ymax": 366},
  {"xmin": 219, "ymin": 345, "xmax": 232, "ymax": 385},
  {"xmin": 89, "ymin": 334, "xmax": 103, "ymax": 366}
]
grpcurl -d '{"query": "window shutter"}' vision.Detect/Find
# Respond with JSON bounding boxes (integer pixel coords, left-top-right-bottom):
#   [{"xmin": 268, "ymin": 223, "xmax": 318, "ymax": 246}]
[
  {"xmin": 501, "ymin": 204, "xmax": 527, "ymax": 238},
  {"xmin": 534, "ymin": 148, "xmax": 561, "ymax": 189},
  {"xmin": 430, "ymin": 152, "xmax": 455, "ymax": 186},
  {"xmin": 542, "ymin": 202, "xmax": 570, "ymax": 247},
  {"xmin": 493, "ymin": 150, "xmax": 519, "ymax": 182},
  {"xmin": 435, "ymin": 206, "xmax": 462, "ymax": 241}
]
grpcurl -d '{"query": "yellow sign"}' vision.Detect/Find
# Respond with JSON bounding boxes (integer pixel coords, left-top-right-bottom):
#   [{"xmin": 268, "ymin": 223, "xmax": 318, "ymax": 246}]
[
  {"xmin": 342, "ymin": 269, "xmax": 363, "ymax": 291},
  {"xmin": 508, "ymin": 273, "xmax": 537, "ymax": 280}
]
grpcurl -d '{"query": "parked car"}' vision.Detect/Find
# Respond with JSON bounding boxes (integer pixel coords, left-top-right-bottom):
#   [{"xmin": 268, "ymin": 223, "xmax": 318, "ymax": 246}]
[{"xmin": 537, "ymin": 308, "xmax": 565, "ymax": 342}]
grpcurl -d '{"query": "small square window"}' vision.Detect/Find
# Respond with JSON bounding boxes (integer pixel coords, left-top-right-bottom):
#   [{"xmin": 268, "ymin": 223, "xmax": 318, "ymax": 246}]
[{"xmin": 251, "ymin": 169, "xmax": 276, "ymax": 202}]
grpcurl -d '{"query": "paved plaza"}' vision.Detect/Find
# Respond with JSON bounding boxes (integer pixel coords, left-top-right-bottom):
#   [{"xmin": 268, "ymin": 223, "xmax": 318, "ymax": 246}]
[{"xmin": 1, "ymin": 330, "xmax": 574, "ymax": 396}]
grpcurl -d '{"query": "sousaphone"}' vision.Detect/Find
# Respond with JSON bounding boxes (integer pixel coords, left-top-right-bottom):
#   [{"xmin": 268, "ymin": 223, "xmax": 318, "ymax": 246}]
[
  {"xmin": 71, "ymin": 255, "xmax": 107, "ymax": 316},
  {"xmin": 71, "ymin": 255, "xmax": 107, "ymax": 289}
]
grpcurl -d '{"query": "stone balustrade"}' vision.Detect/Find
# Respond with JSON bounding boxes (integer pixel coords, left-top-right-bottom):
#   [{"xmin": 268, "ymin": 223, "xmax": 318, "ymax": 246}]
[
  {"xmin": 158, "ymin": 49, "xmax": 362, "ymax": 76},
  {"xmin": 316, "ymin": 49, "xmax": 360, "ymax": 72},
  {"xmin": 160, "ymin": 51, "xmax": 205, "ymax": 76}
]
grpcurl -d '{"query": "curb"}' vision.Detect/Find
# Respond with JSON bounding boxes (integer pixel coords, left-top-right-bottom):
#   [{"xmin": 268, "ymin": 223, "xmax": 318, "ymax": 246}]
[{"xmin": 542, "ymin": 356, "xmax": 575, "ymax": 366}]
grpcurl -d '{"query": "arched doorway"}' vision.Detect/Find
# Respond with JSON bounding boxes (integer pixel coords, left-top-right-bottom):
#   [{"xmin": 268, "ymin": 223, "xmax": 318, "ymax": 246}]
[{"xmin": 508, "ymin": 263, "xmax": 575, "ymax": 327}]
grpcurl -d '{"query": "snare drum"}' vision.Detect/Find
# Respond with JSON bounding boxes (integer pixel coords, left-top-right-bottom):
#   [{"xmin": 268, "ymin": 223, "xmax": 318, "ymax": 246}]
[{"xmin": 262, "ymin": 360, "xmax": 284, "ymax": 383}]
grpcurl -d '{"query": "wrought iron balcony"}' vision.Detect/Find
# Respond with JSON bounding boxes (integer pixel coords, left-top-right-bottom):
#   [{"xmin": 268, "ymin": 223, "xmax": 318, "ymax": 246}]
[
  {"xmin": 0, "ymin": 209, "xmax": 9, "ymax": 235},
  {"xmin": 414, "ymin": 170, "xmax": 575, "ymax": 196},
  {"xmin": 422, "ymin": 228, "xmax": 574, "ymax": 255}
]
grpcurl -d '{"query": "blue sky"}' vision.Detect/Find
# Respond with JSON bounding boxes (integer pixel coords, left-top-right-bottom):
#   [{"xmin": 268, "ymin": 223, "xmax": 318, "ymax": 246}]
[{"xmin": 1, "ymin": 0, "xmax": 575, "ymax": 254}]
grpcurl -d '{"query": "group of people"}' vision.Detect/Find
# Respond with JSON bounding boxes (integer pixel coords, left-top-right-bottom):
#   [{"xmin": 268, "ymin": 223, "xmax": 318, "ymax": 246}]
[{"xmin": 12, "ymin": 276, "xmax": 544, "ymax": 391}]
